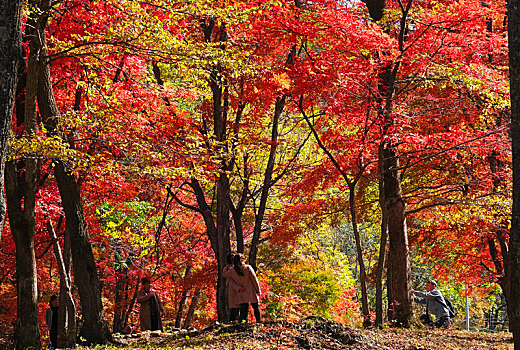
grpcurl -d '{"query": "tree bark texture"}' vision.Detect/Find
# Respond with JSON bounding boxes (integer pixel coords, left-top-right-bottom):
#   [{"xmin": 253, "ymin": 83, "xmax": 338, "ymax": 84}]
[
  {"xmin": 508, "ymin": 0, "xmax": 520, "ymax": 347},
  {"xmin": 382, "ymin": 142, "xmax": 412, "ymax": 326},
  {"xmin": 54, "ymin": 161, "xmax": 111, "ymax": 343},
  {"xmin": 365, "ymin": 0, "xmax": 387, "ymax": 21},
  {"xmin": 0, "ymin": 0, "xmax": 23, "ymax": 240},
  {"xmin": 5, "ymin": 161, "xmax": 41, "ymax": 349},
  {"xmin": 5, "ymin": 3, "xmax": 42, "ymax": 346},
  {"xmin": 375, "ymin": 3, "xmax": 413, "ymax": 320}
]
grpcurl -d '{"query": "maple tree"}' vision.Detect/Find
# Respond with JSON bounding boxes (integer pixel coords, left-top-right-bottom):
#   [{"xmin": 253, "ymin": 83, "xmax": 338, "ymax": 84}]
[{"xmin": 0, "ymin": 0, "xmax": 518, "ymax": 348}]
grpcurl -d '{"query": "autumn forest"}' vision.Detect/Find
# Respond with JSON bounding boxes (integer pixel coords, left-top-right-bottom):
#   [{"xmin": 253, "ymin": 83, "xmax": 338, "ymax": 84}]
[{"xmin": 2, "ymin": 0, "xmax": 520, "ymax": 349}]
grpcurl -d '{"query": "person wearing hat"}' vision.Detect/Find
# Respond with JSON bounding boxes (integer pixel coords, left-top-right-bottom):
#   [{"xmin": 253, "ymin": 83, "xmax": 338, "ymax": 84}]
[{"xmin": 412, "ymin": 280, "xmax": 451, "ymax": 328}]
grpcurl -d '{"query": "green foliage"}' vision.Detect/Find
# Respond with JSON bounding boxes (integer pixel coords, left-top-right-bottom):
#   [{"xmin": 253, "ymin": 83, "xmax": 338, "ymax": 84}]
[
  {"xmin": 264, "ymin": 261, "xmax": 342, "ymax": 320},
  {"xmin": 96, "ymin": 200, "xmax": 157, "ymax": 259}
]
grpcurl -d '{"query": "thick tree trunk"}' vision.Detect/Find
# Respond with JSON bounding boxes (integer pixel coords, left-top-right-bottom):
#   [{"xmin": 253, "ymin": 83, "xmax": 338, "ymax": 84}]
[
  {"xmin": 216, "ymin": 172, "xmax": 232, "ymax": 321},
  {"xmin": 5, "ymin": 4, "xmax": 42, "ymax": 345},
  {"xmin": 365, "ymin": 0, "xmax": 387, "ymax": 21},
  {"xmin": 6, "ymin": 161, "xmax": 41, "ymax": 350},
  {"xmin": 382, "ymin": 142, "xmax": 412, "ymax": 326},
  {"xmin": 0, "ymin": 0, "xmax": 23, "ymax": 239},
  {"xmin": 54, "ymin": 161, "xmax": 111, "ymax": 343},
  {"xmin": 508, "ymin": 0, "xmax": 520, "ymax": 347},
  {"xmin": 47, "ymin": 220, "xmax": 76, "ymax": 347}
]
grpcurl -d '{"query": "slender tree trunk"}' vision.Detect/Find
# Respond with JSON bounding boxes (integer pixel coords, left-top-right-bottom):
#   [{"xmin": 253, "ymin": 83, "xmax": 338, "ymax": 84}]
[
  {"xmin": 487, "ymin": 150, "xmax": 513, "ymax": 328},
  {"xmin": 0, "ymin": 0, "xmax": 23, "ymax": 239},
  {"xmin": 348, "ymin": 183, "xmax": 371, "ymax": 326},
  {"xmin": 183, "ymin": 289, "xmax": 201, "ymax": 329},
  {"xmin": 230, "ymin": 172, "xmax": 248, "ymax": 254},
  {"xmin": 373, "ymin": 0, "xmax": 413, "ymax": 327},
  {"xmin": 249, "ymin": 95, "xmax": 285, "ymax": 270},
  {"xmin": 47, "ymin": 220, "xmax": 76, "ymax": 347},
  {"xmin": 175, "ymin": 290, "xmax": 189, "ymax": 329},
  {"xmin": 113, "ymin": 242, "xmax": 129, "ymax": 333},
  {"xmin": 375, "ymin": 143, "xmax": 388, "ymax": 327},
  {"xmin": 508, "ymin": 0, "xmax": 520, "ymax": 346},
  {"xmin": 175, "ymin": 266, "xmax": 192, "ymax": 328},
  {"xmin": 375, "ymin": 216, "xmax": 388, "ymax": 327}
]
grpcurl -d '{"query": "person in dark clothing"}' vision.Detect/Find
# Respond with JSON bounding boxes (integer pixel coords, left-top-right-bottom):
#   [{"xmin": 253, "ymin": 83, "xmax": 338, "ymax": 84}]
[
  {"xmin": 413, "ymin": 280, "xmax": 451, "ymax": 328},
  {"xmin": 45, "ymin": 295, "xmax": 59, "ymax": 348}
]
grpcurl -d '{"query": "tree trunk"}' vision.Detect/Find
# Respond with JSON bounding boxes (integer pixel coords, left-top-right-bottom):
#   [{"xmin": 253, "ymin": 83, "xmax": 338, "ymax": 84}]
[
  {"xmin": 113, "ymin": 242, "xmax": 130, "ymax": 334},
  {"xmin": 249, "ymin": 95, "xmax": 285, "ymax": 270},
  {"xmin": 487, "ymin": 150, "xmax": 513, "ymax": 328},
  {"xmin": 175, "ymin": 266, "xmax": 192, "ymax": 328},
  {"xmin": 54, "ymin": 161, "xmax": 111, "ymax": 344},
  {"xmin": 375, "ymin": 218, "xmax": 387, "ymax": 327},
  {"xmin": 5, "ymin": 3, "xmax": 42, "ymax": 345},
  {"xmin": 189, "ymin": 177, "xmax": 229, "ymax": 320},
  {"xmin": 175, "ymin": 290, "xmax": 189, "ymax": 329},
  {"xmin": 0, "ymin": 0, "xmax": 23, "ymax": 240},
  {"xmin": 183, "ymin": 289, "xmax": 201, "ymax": 329},
  {"xmin": 216, "ymin": 172, "xmax": 232, "ymax": 321},
  {"xmin": 375, "ymin": 143, "xmax": 388, "ymax": 327},
  {"xmin": 507, "ymin": 0, "xmax": 520, "ymax": 347},
  {"xmin": 5, "ymin": 160, "xmax": 41, "ymax": 349},
  {"xmin": 29, "ymin": 4, "xmax": 111, "ymax": 340},
  {"xmin": 348, "ymin": 182, "xmax": 371, "ymax": 326},
  {"xmin": 382, "ymin": 142, "xmax": 412, "ymax": 326},
  {"xmin": 365, "ymin": 0, "xmax": 387, "ymax": 21},
  {"xmin": 47, "ymin": 220, "xmax": 76, "ymax": 347}
]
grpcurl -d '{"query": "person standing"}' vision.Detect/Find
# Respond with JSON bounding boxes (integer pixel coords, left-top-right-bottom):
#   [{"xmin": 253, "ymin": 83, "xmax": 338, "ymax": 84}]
[
  {"xmin": 223, "ymin": 254, "xmax": 261, "ymax": 322},
  {"xmin": 137, "ymin": 277, "xmax": 165, "ymax": 331},
  {"xmin": 45, "ymin": 295, "xmax": 59, "ymax": 348},
  {"xmin": 224, "ymin": 253, "xmax": 243, "ymax": 321},
  {"xmin": 413, "ymin": 280, "xmax": 451, "ymax": 328}
]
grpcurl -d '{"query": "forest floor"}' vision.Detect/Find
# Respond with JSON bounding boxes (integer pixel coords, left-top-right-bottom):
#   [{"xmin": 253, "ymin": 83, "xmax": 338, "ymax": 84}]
[{"xmin": 77, "ymin": 317, "xmax": 513, "ymax": 350}]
